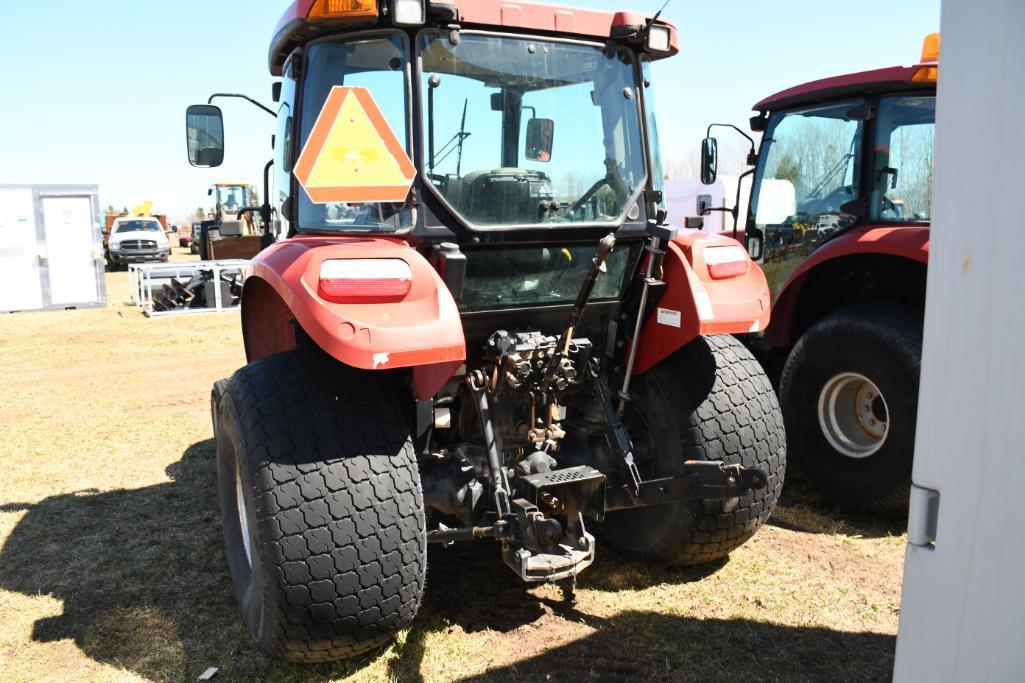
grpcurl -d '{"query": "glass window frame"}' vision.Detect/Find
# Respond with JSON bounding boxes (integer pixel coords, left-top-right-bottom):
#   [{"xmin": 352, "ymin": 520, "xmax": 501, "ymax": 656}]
[
  {"xmin": 868, "ymin": 93, "xmax": 936, "ymax": 225},
  {"xmin": 747, "ymin": 97, "xmax": 866, "ymax": 232},
  {"xmin": 414, "ymin": 28, "xmax": 651, "ymax": 233},
  {"xmin": 294, "ymin": 30, "xmax": 415, "ymax": 235},
  {"xmin": 747, "ymin": 91, "xmax": 936, "ymax": 237}
]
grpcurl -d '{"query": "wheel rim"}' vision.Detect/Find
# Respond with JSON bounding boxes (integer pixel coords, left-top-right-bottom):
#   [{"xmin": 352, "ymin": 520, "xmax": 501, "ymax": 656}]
[
  {"xmin": 817, "ymin": 372, "xmax": 889, "ymax": 459},
  {"xmin": 235, "ymin": 458, "xmax": 253, "ymax": 568}
]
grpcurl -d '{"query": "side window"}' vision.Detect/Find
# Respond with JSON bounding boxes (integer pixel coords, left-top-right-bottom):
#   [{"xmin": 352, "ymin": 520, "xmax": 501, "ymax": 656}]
[
  {"xmin": 872, "ymin": 96, "xmax": 935, "ymax": 222},
  {"xmin": 274, "ymin": 58, "xmax": 298, "ymax": 237}
]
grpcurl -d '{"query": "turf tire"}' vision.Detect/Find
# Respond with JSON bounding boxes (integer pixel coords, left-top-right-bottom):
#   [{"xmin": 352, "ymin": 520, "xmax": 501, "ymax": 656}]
[
  {"xmin": 214, "ymin": 350, "xmax": 426, "ymax": 663},
  {"xmin": 598, "ymin": 335, "xmax": 786, "ymax": 565},
  {"xmin": 779, "ymin": 305, "xmax": 922, "ymax": 516}
]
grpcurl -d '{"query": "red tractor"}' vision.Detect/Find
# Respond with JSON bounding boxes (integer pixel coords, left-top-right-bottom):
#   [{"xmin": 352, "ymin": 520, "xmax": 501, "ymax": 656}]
[
  {"xmin": 701, "ymin": 35, "xmax": 938, "ymax": 515},
  {"xmin": 187, "ymin": 0, "xmax": 785, "ymax": 662}
]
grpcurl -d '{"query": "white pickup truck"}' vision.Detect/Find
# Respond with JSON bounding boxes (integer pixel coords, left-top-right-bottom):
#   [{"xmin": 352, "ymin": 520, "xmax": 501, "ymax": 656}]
[{"xmin": 106, "ymin": 217, "xmax": 170, "ymax": 270}]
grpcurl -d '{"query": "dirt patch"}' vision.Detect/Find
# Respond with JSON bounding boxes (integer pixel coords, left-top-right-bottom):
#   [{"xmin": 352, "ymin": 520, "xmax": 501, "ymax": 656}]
[{"xmin": 0, "ymin": 270, "xmax": 904, "ymax": 681}]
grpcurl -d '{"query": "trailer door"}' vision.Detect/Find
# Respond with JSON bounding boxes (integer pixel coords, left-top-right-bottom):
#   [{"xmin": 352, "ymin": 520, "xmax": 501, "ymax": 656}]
[
  {"xmin": 0, "ymin": 188, "xmax": 45, "ymax": 312},
  {"xmin": 41, "ymin": 195, "xmax": 99, "ymax": 306},
  {"xmin": 894, "ymin": 0, "xmax": 1025, "ymax": 679}
]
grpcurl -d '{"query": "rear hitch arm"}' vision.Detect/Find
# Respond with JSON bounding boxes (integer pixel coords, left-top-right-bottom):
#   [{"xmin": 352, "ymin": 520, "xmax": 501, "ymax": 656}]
[
  {"xmin": 604, "ymin": 461, "xmax": 768, "ymax": 512},
  {"xmin": 543, "ymin": 233, "xmax": 617, "ymax": 390},
  {"xmin": 593, "ymin": 369, "xmax": 768, "ymax": 511}
]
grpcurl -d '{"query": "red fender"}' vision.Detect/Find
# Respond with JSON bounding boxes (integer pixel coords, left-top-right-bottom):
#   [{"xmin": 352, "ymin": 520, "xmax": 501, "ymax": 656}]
[
  {"xmin": 243, "ymin": 236, "xmax": 465, "ymax": 399},
  {"xmin": 764, "ymin": 225, "xmax": 930, "ymax": 347},
  {"xmin": 632, "ymin": 230, "xmax": 771, "ymax": 374}
]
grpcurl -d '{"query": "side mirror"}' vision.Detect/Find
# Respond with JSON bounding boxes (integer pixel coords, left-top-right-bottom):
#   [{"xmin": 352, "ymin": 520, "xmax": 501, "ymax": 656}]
[
  {"xmin": 745, "ymin": 226, "xmax": 765, "ymax": 262},
  {"xmin": 700, "ymin": 137, "xmax": 718, "ymax": 185},
  {"xmin": 186, "ymin": 104, "xmax": 225, "ymax": 168},
  {"xmin": 525, "ymin": 118, "xmax": 555, "ymax": 162}
]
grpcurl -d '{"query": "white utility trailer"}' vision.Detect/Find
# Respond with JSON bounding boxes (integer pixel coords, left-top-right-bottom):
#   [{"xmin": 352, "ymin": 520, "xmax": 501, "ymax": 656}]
[
  {"xmin": 0, "ymin": 185, "xmax": 106, "ymax": 313},
  {"xmin": 129, "ymin": 260, "xmax": 248, "ymax": 318},
  {"xmin": 894, "ymin": 0, "xmax": 1025, "ymax": 680}
]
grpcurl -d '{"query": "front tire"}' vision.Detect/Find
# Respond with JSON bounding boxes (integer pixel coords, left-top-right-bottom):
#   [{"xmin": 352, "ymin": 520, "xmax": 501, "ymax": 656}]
[
  {"xmin": 213, "ymin": 351, "xmax": 426, "ymax": 663},
  {"xmin": 779, "ymin": 305, "xmax": 922, "ymax": 516},
  {"xmin": 598, "ymin": 335, "xmax": 786, "ymax": 566}
]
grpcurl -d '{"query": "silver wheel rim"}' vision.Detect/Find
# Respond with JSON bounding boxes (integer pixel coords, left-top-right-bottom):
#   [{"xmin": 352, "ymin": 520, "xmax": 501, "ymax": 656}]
[
  {"xmin": 235, "ymin": 459, "xmax": 253, "ymax": 568},
  {"xmin": 817, "ymin": 372, "xmax": 889, "ymax": 459}
]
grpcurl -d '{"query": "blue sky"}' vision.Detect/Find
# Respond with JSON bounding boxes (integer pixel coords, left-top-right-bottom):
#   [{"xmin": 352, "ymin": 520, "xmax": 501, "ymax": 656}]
[{"xmin": 0, "ymin": 0, "xmax": 939, "ymax": 222}]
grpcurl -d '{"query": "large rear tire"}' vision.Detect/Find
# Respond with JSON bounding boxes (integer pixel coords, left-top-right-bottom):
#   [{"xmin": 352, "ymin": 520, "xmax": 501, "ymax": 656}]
[
  {"xmin": 779, "ymin": 305, "xmax": 922, "ymax": 516},
  {"xmin": 213, "ymin": 351, "xmax": 426, "ymax": 663},
  {"xmin": 598, "ymin": 335, "xmax": 786, "ymax": 565}
]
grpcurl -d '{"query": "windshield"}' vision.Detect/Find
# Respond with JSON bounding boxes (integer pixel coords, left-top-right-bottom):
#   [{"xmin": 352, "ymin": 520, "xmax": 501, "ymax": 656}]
[
  {"xmin": 870, "ymin": 95, "xmax": 935, "ymax": 222},
  {"xmin": 215, "ymin": 186, "xmax": 248, "ymax": 210},
  {"xmin": 114, "ymin": 220, "xmax": 161, "ymax": 233},
  {"xmin": 299, "ymin": 35, "xmax": 411, "ymax": 233},
  {"xmin": 420, "ymin": 32, "xmax": 647, "ymax": 228}
]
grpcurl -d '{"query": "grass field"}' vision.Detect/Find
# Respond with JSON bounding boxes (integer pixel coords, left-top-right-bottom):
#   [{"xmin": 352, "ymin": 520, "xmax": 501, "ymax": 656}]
[{"xmin": 0, "ymin": 250, "xmax": 906, "ymax": 682}]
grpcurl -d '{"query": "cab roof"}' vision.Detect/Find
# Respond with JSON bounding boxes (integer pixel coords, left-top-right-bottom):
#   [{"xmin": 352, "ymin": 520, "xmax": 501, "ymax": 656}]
[
  {"xmin": 270, "ymin": 0, "xmax": 679, "ymax": 76},
  {"xmin": 753, "ymin": 64, "xmax": 935, "ymax": 113}
]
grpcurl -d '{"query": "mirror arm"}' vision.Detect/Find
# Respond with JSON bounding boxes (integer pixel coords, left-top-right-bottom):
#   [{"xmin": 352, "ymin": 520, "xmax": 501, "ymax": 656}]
[
  {"xmin": 207, "ymin": 93, "xmax": 276, "ymax": 118},
  {"xmin": 262, "ymin": 159, "xmax": 275, "ymax": 233},
  {"xmin": 702, "ymin": 167, "xmax": 755, "ymax": 238},
  {"xmin": 706, "ymin": 122, "xmax": 757, "ymax": 157}
]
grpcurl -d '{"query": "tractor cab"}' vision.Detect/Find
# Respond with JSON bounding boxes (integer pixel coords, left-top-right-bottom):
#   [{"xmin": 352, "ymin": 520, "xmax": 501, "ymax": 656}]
[
  {"xmin": 186, "ymin": 0, "xmax": 784, "ymax": 664},
  {"xmin": 209, "ymin": 183, "xmax": 254, "ymax": 225},
  {"xmin": 191, "ymin": 182, "xmax": 264, "ymax": 260},
  {"xmin": 701, "ymin": 34, "xmax": 938, "ymax": 286}
]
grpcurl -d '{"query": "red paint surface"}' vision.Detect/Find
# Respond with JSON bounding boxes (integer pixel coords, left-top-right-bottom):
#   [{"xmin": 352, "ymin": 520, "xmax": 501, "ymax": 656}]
[
  {"xmin": 246, "ymin": 236, "xmax": 466, "ymax": 399},
  {"xmin": 763, "ymin": 225, "xmax": 930, "ymax": 347},
  {"xmin": 632, "ymin": 231, "xmax": 771, "ymax": 374},
  {"xmin": 754, "ymin": 65, "xmax": 927, "ymax": 112},
  {"xmin": 273, "ymin": 0, "xmax": 680, "ymax": 70}
]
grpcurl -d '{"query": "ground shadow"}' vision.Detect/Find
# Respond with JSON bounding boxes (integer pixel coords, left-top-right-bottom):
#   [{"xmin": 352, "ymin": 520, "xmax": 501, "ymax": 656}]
[
  {"xmin": 0, "ymin": 442, "xmax": 895, "ymax": 682},
  {"xmin": 447, "ymin": 609, "xmax": 895, "ymax": 682},
  {"xmin": 770, "ymin": 473, "xmax": 908, "ymax": 540}
]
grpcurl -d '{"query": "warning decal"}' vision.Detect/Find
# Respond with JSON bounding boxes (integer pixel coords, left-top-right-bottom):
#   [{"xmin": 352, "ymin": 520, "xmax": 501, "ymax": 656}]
[{"xmin": 293, "ymin": 86, "xmax": 416, "ymax": 204}]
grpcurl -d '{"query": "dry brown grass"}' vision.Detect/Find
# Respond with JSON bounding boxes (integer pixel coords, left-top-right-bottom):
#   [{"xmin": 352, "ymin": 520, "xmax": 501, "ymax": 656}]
[{"xmin": 0, "ymin": 250, "xmax": 906, "ymax": 682}]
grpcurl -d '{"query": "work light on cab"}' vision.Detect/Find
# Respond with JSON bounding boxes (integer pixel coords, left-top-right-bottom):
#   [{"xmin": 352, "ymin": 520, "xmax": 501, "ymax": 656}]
[
  {"xmin": 319, "ymin": 258, "xmax": 413, "ymax": 302},
  {"xmin": 390, "ymin": 0, "xmax": 426, "ymax": 26},
  {"xmin": 646, "ymin": 24, "xmax": 672, "ymax": 53}
]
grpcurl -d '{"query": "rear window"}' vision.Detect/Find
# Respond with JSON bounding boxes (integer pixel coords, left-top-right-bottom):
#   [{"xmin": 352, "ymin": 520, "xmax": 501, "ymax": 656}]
[{"xmin": 459, "ymin": 242, "xmax": 640, "ymax": 312}]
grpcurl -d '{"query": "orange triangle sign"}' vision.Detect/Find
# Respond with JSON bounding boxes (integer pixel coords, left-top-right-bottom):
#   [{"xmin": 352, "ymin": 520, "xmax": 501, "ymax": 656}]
[{"xmin": 293, "ymin": 86, "xmax": 416, "ymax": 204}]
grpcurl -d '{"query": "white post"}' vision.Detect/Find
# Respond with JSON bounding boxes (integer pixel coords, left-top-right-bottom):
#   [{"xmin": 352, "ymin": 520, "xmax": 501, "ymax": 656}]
[{"xmin": 894, "ymin": 0, "xmax": 1025, "ymax": 680}]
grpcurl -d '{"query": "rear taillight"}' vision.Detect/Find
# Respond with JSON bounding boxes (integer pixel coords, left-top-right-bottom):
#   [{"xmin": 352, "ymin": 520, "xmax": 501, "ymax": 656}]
[
  {"xmin": 704, "ymin": 245, "xmax": 751, "ymax": 280},
  {"xmin": 319, "ymin": 258, "xmax": 412, "ymax": 301}
]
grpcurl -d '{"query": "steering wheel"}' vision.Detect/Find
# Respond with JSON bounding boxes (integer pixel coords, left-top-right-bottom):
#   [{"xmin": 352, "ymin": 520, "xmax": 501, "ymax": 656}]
[
  {"xmin": 566, "ymin": 159, "xmax": 630, "ymax": 220},
  {"xmin": 879, "ymin": 195, "xmax": 901, "ymax": 219},
  {"xmin": 567, "ymin": 177, "xmax": 611, "ymax": 219}
]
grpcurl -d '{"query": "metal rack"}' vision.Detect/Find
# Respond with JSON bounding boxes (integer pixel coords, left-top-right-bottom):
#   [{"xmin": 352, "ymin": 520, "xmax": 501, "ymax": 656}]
[{"xmin": 129, "ymin": 260, "xmax": 249, "ymax": 317}]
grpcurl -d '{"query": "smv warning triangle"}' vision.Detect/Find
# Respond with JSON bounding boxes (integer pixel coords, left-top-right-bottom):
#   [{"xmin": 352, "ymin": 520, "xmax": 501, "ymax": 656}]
[{"xmin": 293, "ymin": 86, "xmax": 416, "ymax": 204}]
